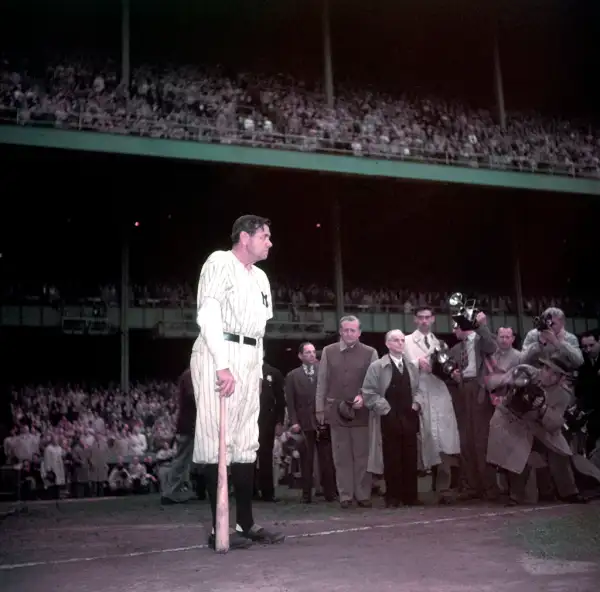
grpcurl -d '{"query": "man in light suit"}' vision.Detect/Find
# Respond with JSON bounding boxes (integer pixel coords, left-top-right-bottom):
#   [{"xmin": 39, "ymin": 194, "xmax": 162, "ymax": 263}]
[
  {"xmin": 404, "ymin": 306, "xmax": 461, "ymax": 504},
  {"xmin": 362, "ymin": 330, "xmax": 431, "ymax": 507},
  {"xmin": 449, "ymin": 311, "xmax": 498, "ymax": 500}
]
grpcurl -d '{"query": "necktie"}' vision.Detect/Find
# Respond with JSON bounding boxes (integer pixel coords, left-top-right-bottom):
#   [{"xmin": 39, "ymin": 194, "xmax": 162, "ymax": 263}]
[
  {"xmin": 460, "ymin": 341, "xmax": 469, "ymax": 370},
  {"xmin": 424, "ymin": 335, "xmax": 430, "ymax": 349}
]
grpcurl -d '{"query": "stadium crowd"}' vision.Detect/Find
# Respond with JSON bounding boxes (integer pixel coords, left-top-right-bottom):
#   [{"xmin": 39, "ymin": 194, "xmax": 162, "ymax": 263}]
[
  {"xmin": 1, "ymin": 57, "xmax": 599, "ymax": 177},
  {"xmin": 2, "ymin": 379, "xmax": 296, "ymax": 502},
  {"xmin": 2, "ymin": 381, "xmax": 179, "ymax": 500},
  {"xmin": 2, "ymin": 280, "xmax": 598, "ymax": 319}
]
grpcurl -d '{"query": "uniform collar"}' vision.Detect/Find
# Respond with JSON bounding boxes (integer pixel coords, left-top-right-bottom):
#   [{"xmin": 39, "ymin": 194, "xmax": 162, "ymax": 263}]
[{"xmin": 340, "ymin": 340, "xmax": 358, "ymax": 351}]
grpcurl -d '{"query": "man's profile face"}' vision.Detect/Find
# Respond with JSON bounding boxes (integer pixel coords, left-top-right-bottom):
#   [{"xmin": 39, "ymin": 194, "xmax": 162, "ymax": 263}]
[
  {"xmin": 243, "ymin": 225, "xmax": 272, "ymax": 262},
  {"xmin": 340, "ymin": 320, "xmax": 361, "ymax": 346},
  {"xmin": 453, "ymin": 325, "xmax": 467, "ymax": 341},
  {"xmin": 539, "ymin": 365, "xmax": 561, "ymax": 387}
]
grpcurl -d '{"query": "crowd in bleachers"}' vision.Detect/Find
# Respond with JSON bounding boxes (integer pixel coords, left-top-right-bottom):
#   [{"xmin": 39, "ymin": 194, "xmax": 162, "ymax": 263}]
[
  {"xmin": 2, "ymin": 381, "xmax": 179, "ymax": 500},
  {"xmin": 2, "ymin": 280, "xmax": 598, "ymax": 319},
  {"xmin": 1, "ymin": 57, "xmax": 599, "ymax": 177}
]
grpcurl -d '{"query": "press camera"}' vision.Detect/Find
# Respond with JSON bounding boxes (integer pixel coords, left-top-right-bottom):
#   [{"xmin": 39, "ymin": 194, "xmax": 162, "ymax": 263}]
[
  {"xmin": 430, "ymin": 341, "xmax": 459, "ymax": 380},
  {"xmin": 505, "ymin": 365, "xmax": 546, "ymax": 416},
  {"xmin": 533, "ymin": 311, "xmax": 553, "ymax": 332},
  {"xmin": 449, "ymin": 292, "xmax": 481, "ymax": 331},
  {"xmin": 564, "ymin": 404, "xmax": 593, "ymax": 435}
]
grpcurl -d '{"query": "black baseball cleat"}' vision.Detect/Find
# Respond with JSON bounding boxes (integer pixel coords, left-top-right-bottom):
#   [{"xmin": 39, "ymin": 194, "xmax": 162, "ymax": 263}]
[
  {"xmin": 241, "ymin": 524, "xmax": 285, "ymax": 544},
  {"xmin": 208, "ymin": 531, "xmax": 253, "ymax": 551}
]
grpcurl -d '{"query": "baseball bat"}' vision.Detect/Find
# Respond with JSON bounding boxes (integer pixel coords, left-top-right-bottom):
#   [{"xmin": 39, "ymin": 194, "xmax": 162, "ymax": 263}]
[{"xmin": 215, "ymin": 395, "xmax": 229, "ymax": 553}]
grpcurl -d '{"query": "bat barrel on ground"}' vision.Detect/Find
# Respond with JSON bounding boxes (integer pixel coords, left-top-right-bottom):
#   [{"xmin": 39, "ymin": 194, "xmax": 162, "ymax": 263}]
[{"xmin": 215, "ymin": 395, "xmax": 229, "ymax": 553}]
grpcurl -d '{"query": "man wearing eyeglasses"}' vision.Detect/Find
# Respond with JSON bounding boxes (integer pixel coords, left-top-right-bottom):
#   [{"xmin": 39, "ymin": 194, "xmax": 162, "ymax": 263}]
[{"xmin": 404, "ymin": 305, "xmax": 461, "ymax": 504}]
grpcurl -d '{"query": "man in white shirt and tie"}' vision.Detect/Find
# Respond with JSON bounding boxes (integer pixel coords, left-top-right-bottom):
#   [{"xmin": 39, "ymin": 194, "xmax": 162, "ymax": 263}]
[
  {"xmin": 449, "ymin": 313, "xmax": 498, "ymax": 500},
  {"xmin": 404, "ymin": 306, "xmax": 461, "ymax": 504}
]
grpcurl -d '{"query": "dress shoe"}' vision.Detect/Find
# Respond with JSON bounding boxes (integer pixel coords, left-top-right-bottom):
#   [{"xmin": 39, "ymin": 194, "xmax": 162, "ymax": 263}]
[
  {"xmin": 438, "ymin": 494, "xmax": 455, "ymax": 505},
  {"xmin": 403, "ymin": 499, "xmax": 423, "ymax": 507},
  {"xmin": 260, "ymin": 495, "xmax": 280, "ymax": 503},
  {"xmin": 208, "ymin": 531, "xmax": 253, "ymax": 551},
  {"xmin": 241, "ymin": 524, "xmax": 285, "ymax": 544}
]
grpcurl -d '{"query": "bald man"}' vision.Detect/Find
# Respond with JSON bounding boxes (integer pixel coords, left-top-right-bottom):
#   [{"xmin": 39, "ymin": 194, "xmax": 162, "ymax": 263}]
[{"xmin": 485, "ymin": 327, "xmax": 522, "ymax": 404}]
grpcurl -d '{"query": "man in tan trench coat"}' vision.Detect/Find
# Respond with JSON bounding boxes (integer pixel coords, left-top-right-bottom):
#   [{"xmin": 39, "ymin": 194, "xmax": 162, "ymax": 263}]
[
  {"xmin": 404, "ymin": 306, "xmax": 461, "ymax": 503},
  {"xmin": 487, "ymin": 353, "xmax": 587, "ymax": 505}
]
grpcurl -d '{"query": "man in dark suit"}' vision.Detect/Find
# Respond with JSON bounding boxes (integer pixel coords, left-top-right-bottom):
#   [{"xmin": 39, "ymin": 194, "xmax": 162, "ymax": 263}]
[
  {"xmin": 255, "ymin": 361, "xmax": 286, "ymax": 502},
  {"xmin": 577, "ymin": 330, "xmax": 600, "ymax": 455},
  {"xmin": 285, "ymin": 342, "xmax": 336, "ymax": 503},
  {"xmin": 161, "ymin": 368, "xmax": 203, "ymax": 504},
  {"xmin": 448, "ymin": 312, "xmax": 498, "ymax": 501}
]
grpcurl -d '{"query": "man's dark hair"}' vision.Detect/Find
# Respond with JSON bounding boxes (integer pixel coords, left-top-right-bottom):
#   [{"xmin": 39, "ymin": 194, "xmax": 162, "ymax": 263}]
[
  {"xmin": 298, "ymin": 341, "xmax": 314, "ymax": 355},
  {"xmin": 414, "ymin": 305, "xmax": 434, "ymax": 315},
  {"xmin": 580, "ymin": 329, "xmax": 599, "ymax": 342},
  {"xmin": 231, "ymin": 215, "xmax": 271, "ymax": 244}
]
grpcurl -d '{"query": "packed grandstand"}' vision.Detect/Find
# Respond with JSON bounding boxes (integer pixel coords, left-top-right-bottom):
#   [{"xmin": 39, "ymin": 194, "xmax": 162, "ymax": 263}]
[{"xmin": 1, "ymin": 57, "xmax": 599, "ymax": 178}]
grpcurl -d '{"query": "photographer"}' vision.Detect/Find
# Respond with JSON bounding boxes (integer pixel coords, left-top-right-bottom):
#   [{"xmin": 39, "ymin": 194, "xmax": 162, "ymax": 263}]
[
  {"xmin": 448, "ymin": 312, "xmax": 498, "ymax": 501},
  {"xmin": 108, "ymin": 457, "xmax": 132, "ymax": 494},
  {"xmin": 487, "ymin": 354, "xmax": 586, "ymax": 506},
  {"xmin": 521, "ymin": 307, "xmax": 583, "ymax": 370}
]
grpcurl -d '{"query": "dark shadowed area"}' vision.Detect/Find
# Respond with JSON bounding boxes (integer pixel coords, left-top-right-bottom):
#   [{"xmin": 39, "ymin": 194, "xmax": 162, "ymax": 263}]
[{"xmin": 1, "ymin": 143, "xmax": 599, "ymax": 383}]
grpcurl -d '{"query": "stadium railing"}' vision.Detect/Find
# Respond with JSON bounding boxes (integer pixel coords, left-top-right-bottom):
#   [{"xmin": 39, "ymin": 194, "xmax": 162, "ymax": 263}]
[{"xmin": 1, "ymin": 107, "xmax": 598, "ymax": 179}]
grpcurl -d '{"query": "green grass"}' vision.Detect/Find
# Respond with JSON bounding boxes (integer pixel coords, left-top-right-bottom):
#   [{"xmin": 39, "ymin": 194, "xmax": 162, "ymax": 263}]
[{"xmin": 509, "ymin": 507, "xmax": 600, "ymax": 561}]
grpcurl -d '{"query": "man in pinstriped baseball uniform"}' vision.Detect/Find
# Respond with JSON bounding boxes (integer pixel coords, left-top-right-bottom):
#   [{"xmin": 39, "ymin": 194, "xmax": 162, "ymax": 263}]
[{"xmin": 191, "ymin": 214, "xmax": 285, "ymax": 551}]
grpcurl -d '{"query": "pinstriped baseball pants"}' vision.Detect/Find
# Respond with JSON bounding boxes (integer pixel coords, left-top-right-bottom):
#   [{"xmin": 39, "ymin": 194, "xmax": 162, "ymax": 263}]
[{"xmin": 191, "ymin": 341, "xmax": 261, "ymax": 465}]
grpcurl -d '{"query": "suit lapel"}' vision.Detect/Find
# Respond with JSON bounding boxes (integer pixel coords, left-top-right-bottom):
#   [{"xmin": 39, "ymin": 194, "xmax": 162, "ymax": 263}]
[
  {"xmin": 402, "ymin": 354, "xmax": 416, "ymax": 390},
  {"xmin": 412, "ymin": 332, "xmax": 430, "ymax": 355}
]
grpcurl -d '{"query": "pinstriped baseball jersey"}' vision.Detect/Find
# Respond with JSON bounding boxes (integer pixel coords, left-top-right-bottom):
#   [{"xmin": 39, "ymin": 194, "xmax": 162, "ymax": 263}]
[{"xmin": 191, "ymin": 249, "xmax": 273, "ymax": 465}]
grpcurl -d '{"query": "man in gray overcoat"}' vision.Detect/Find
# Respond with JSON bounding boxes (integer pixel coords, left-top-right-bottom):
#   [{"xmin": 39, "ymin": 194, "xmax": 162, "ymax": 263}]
[
  {"xmin": 316, "ymin": 316, "xmax": 378, "ymax": 508},
  {"xmin": 362, "ymin": 330, "xmax": 435, "ymax": 507}
]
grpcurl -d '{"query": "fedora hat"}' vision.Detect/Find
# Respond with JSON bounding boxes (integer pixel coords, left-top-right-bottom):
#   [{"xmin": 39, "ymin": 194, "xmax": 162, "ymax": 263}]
[{"xmin": 539, "ymin": 352, "xmax": 573, "ymax": 376}]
